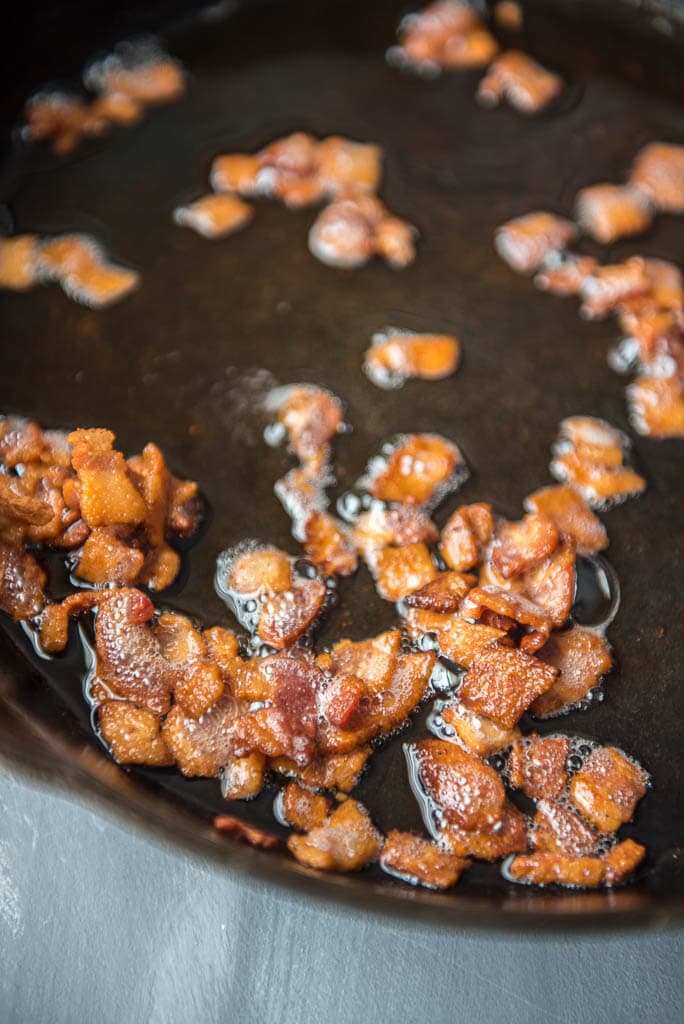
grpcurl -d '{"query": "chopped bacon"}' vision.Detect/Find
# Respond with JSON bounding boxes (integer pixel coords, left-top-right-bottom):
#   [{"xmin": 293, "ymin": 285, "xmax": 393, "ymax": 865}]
[
  {"xmin": 38, "ymin": 235, "xmax": 139, "ymax": 308},
  {"xmin": 210, "ymin": 153, "xmax": 262, "ymax": 196},
  {"xmin": 602, "ymin": 839, "xmax": 647, "ymax": 885},
  {"xmin": 380, "ymin": 830, "xmax": 469, "ymax": 889},
  {"xmin": 630, "ymin": 142, "xmax": 684, "ymax": 214},
  {"xmin": 281, "ymin": 783, "xmax": 331, "ymax": 831},
  {"xmin": 440, "ymin": 699, "xmax": 520, "ymax": 756},
  {"xmin": 580, "ymin": 258, "xmax": 651, "ymax": 321},
  {"xmin": 0, "ymin": 541, "xmax": 46, "ymax": 620},
  {"xmin": 352, "ymin": 504, "xmax": 439, "ymax": 559},
  {"xmin": 69, "ymin": 428, "xmax": 146, "ymax": 527},
  {"xmin": 404, "ymin": 570, "xmax": 476, "ymax": 613},
  {"xmin": 532, "ymin": 799, "xmax": 599, "ymax": 857},
  {"xmin": 575, "ymin": 185, "xmax": 652, "ymax": 245},
  {"xmin": 477, "ymin": 51, "xmax": 562, "ymax": 114},
  {"xmin": 0, "ymin": 235, "xmax": 40, "ymax": 291},
  {"xmin": 495, "ymin": 213, "xmax": 576, "ymax": 275},
  {"xmin": 491, "ymin": 513, "xmax": 559, "ymax": 579},
  {"xmin": 90, "ymin": 91, "xmax": 143, "ymax": 125},
  {"xmin": 162, "ymin": 696, "xmax": 238, "ymax": 777},
  {"xmin": 271, "ymin": 746, "xmax": 371, "ymax": 793},
  {"xmin": 287, "ymin": 798, "xmax": 382, "ymax": 871},
  {"xmin": 459, "ymin": 643, "xmax": 558, "ymax": 728},
  {"xmin": 258, "ymin": 578, "xmax": 327, "ymax": 648},
  {"xmin": 403, "ymin": 607, "xmax": 509, "ymax": 667},
  {"xmin": 270, "ymin": 384, "xmax": 344, "ymax": 470},
  {"xmin": 227, "ymin": 543, "xmax": 293, "ymax": 596},
  {"xmin": 371, "ymin": 541, "xmax": 437, "ymax": 601},
  {"xmin": 532, "ymin": 626, "xmax": 612, "ymax": 718},
  {"xmin": 321, "ymin": 673, "xmax": 367, "ymax": 729},
  {"xmin": 308, "ymin": 193, "xmax": 416, "ymax": 270},
  {"xmin": 551, "ymin": 416, "xmax": 646, "ymax": 508},
  {"xmin": 73, "ymin": 527, "xmax": 145, "ymax": 586},
  {"xmin": 534, "ymin": 252, "xmax": 598, "ymax": 297},
  {"xmin": 363, "ymin": 433, "xmax": 467, "ymax": 508},
  {"xmin": 174, "ymin": 661, "xmax": 225, "ymax": 719},
  {"xmin": 23, "ymin": 91, "xmax": 108, "ymax": 155},
  {"xmin": 409, "ymin": 738, "xmax": 506, "ymax": 832},
  {"xmin": 389, "ymin": 2, "xmax": 491, "ymax": 70},
  {"xmin": 441, "ymin": 800, "xmax": 528, "ymax": 860},
  {"xmin": 524, "ymin": 484, "xmax": 608, "ymax": 556},
  {"xmin": 569, "ymin": 746, "xmax": 648, "ymax": 833},
  {"xmin": 323, "ymin": 629, "xmax": 402, "ymax": 694},
  {"xmin": 494, "ymin": 1, "xmax": 523, "ymax": 30},
  {"xmin": 97, "ymin": 700, "xmax": 174, "ymax": 766},
  {"xmin": 441, "ymin": 27, "xmax": 499, "ymax": 68},
  {"xmin": 507, "ymin": 734, "xmax": 569, "ymax": 800},
  {"xmin": 221, "ymin": 752, "xmax": 266, "ymax": 800},
  {"xmin": 462, "ymin": 585, "xmax": 551, "ymax": 653},
  {"xmin": 520, "ymin": 538, "xmax": 576, "ymax": 630},
  {"xmin": 507, "ymin": 851, "xmax": 606, "ymax": 888},
  {"xmin": 364, "ymin": 330, "xmax": 461, "ymax": 388},
  {"xmin": 85, "ymin": 45, "xmax": 185, "ymax": 105},
  {"xmin": 39, "ymin": 591, "xmax": 100, "ymax": 653},
  {"xmin": 213, "ymin": 815, "xmax": 279, "ymax": 850},
  {"xmin": 173, "ymin": 194, "xmax": 253, "ymax": 239},
  {"xmin": 274, "ymin": 466, "xmax": 329, "ymax": 532},
  {"xmin": 440, "ymin": 502, "xmax": 494, "ymax": 572},
  {"xmin": 627, "ymin": 375, "xmax": 684, "ymax": 439},
  {"xmin": 317, "ymin": 136, "xmax": 382, "ymax": 195},
  {"xmin": 303, "ymin": 512, "xmax": 358, "ymax": 576}
]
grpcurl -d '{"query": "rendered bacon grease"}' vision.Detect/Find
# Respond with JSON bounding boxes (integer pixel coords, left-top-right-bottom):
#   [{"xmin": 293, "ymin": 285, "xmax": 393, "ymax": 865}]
[{"xmin": 363, "ymin": 329, "xmax": 461, "ymax": 388}]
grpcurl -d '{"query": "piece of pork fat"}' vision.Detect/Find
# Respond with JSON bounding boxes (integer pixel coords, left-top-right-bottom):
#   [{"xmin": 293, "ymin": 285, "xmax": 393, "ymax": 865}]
[
  {"xmin": 532, "ymin": 626, "xmax": 612, "ymax": 718},
  {"xmin": 568, "ymin": 746, "xmax": 648, "ymax": 833},
  {"xmin": 379, "ymin": 830, "xmax": 470, "ymax": 889},
  {"xmin": 495, "ymin": 212, "xmax": 576, "ymax": 274},
  {"xmin": 287, "ymin": 798, "xmax": 382, "ymax": 871},
  {"xmin": 477, "ymin": 51, "xmax": 563, "ymax": 114}
]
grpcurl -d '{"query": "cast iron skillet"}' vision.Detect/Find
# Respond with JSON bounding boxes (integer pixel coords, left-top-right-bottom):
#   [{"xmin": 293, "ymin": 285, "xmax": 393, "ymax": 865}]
[{"xmin": 0, "ymin": 0, "xmax": 683, "ymax": 930}]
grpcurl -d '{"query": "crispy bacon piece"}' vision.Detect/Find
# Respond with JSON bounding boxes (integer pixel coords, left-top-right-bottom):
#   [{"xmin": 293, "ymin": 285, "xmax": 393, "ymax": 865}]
[
  {"xmin": 97, "ymin": 700, "xmax": 174, "ymax": 766},
  {"xmin": 380, "ymin": 830, "xmax": 469, "ymax": 889},
  {"xmin": 363, "ymin": 433, "xmax": 467, "ymax": 508},
  {"xmin": 440, "ymin": 502, "xmax": 494, "ymax": 572},
  {"xmin": 23, "ymin": 91, "xmax": 108, "ymax": 155},
  {"xmin": 174, "ymin": 661, "xmax": 225, "ymax": 719},
  {"xmin": 270, "ymin": 384, "xmax": 344, "ymax": 470},
  {"xmin": 462, "ymin": 586, "xmax": 551, "ymax": 653},
  {"xmin": 352, "ymin": 504, "xmax": 439, "ymax": 559},
  {"xmin": 440, "ymin": 699, "xmax": 520, "ymax": 756},
  {"xmin": 534, "ymin": 252, "xmax": 598, "ymax": 297},
  {"xmin": 38, "ymin": 591, "xmax": 100, "ymax": 653},
  {"xmin": 404, "ymin": 570, "xmax": 476, "ymax": 613},
  {"xmin": 162, "ymin": 695, "xmax": 238, "ymax": 777},
  {"xmin": 321, "ymin": 673, "xmax": 367, "ymax": 729},
  {"xmin": 520, "ymin": 538, "xmax": 576, "ymax": 630},
  {"xmin": 38, "ymin": 235, "xmax": 139, "ymax": 308},
  {"xmin": 627, "ymin": 375, "xmax": 684, "ymax": 439},
  {"xmin": 85, "ymin": 44, "xmax": 185, "ymax": 105},
  {"xmin": 403, "ymin": 607, "xmax": 509, "ymax": 667},
  {"xmin": 73, "ymin": 527, "xmax": 145, "ymax": 586},
  {"xmin": 258, "ymin": 579, "xmax": 327, "ymax": 648},
  {"xmin": 221, "ymin": 752, "xmax": 266, "ymax": 800},
  {"xmin": 491, "ymin": 513, "xmax": 559, "ymax": 579},
  {"xmin": 270, "ymin": 746, "xmax": 371, "ymax": 793},
  {"xmin": 575, "ymin": 185, "xmax": 652, "ymax": 245},
  {"xmin": 227, "ymin": 543, "xmax": 293, "ymax": 596},
  {"xmin": 524, "ymin": 484, "xmax": 608, "ymax": 556},
  {"xmin": 0, "ymin": 235, "xmax": 40, "ymax": 291},
  {"xmin": 213, "ymin": 815, "xmax": 279, "ymax": 850},
  {"xmin": 210, "ymin": 153, "xmax": 262, "ymax": 196},
  {"xmin": 274, "ymin": 466, "xmax": 329, "ymax": 533},
  {"xmin": 495, "ymin": 213, "xmax": 577, "ymax": 275},
  {"xmin": 494, "ymin": 1, "xmax": 523, "ymax": 30},
  {"xmin": 602, "ymin": 839, "xmax": 647, "ymax": 885},
  {"xmin": 389, "ymin": 1, "xmax": 497, "ymax": 73},
  {"xmin": 303, "ymin": 512, "xmax": 357, "ymax": 577},
  {"xmin": 532, "ymin": 627, "xmax": 612, "ymax": 718},
  {"xmin": 281, "ymin": 783, "xmax": 331, "ymax": 831},
  {"xmin": 630, "ymin": 142, "xmax": 684, "ymax": 213},
  {"xmin": 551, "ymin": 416, "xmax": 646, "ymax": 508},
  {"xmin": 507, "ymin": 734, "xmax": 569, "ymax": 800},
  {"xmin": 308, "ymin": 193, "xmax": 416, "ymax": 270},
  {"xmin": 507, "ymin": 851, "xmax": 606, "ymax": 888},
  {"xmin": 364, "ymin": 330, "xmax": 461, "ymax": 388},
  {"xmin": 569, "ymin": 746, "xmax": 648, "ymax": 833},
  {"xmin": 371, "ymin": 542, "xmax": 437, "ymax": 601},
  {"xmin": 532, "ymin": 799, "xmax": 599, "ymax": 857},
  {"xmin": 477, "ymin": 51, "xmax": 562, "ymax": 114},
  {"xmin": 69, "ymin": 428, "xmax": 146, "ymax": 527},
  {"xmin": 173, "ymin": 194, "xmax": 254, "ymax": 239},
  {"xmin": 317, "ymin": 136, "xmax": 382, "ymax": 195},
  {"xmin": 580, "ymin": 258, "xmax": 651, "ymax": 321},
  {"xmin": 90, "ymin": 91, "xmax": 143, "ymax": 125},
  {"xmin": 613, "ymin": 308, "xmax": 684, "ymax": 378},
  {"xmin": 287, "ymin": 798, "xmax": 382, "ymax": 871},
  {"xmin": 322, "ymin": 629, "xmax": 402, "ymax": 693},
  {"xmin": 0, "ymin": 541, "xmax": 46, "ymax": 620},
  {"xmin": 441, "ymin": 800, "xmax": 528, "ymax": 860},
  {"xmin": 410, "ymin": 738, "xmax": 506, "ymax": 832},
  {"xmin": 459, "ymin": 643, "xmax": 558, "ymax": 728}
]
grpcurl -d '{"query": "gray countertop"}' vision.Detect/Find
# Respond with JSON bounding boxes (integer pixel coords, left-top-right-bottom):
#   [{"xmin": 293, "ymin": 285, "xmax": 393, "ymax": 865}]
[{"xmin": 1, "ymin": 767, "xmax": 681, "ymax": 1024}]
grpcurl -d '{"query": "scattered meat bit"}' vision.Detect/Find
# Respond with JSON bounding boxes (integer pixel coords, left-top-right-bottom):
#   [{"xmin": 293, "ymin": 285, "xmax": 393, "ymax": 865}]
[
  {"xmin": 495, "ymin": 213, "xmax": 577, "ymax": 275},
  {"xmin": 524, "ymin": 484, "xmax": 608, "ymax": 556},
  {"xmin": 363, "ymin": 433, "xmax": 468, "ymax": 508},
  {"xmin": 491, "ymin": 513, "xmax": 559, "ymax": 579},
  {"xmin": 258, "ymin": 578, "xmax": 327, "ymax": 649},
  {"xmin": 275, "ymin": 467, "xmax": 329, "ymax": 534},
  {"xmin": 440, "ymin": 699, "xmax": 520, "ymax": 756},
  {"xmin": 551, "ymin": 416, "xmax": 646, "ymax": 508},
  {"xmin": 614, "ymin": 309, "xmax": 684, "ymax": 379},
  {"xmin": 520, "ymin": 538, "xmax": 576, "ymax": 630},
  {"xmin": 73, "ymin": 527, "xmax": 145, "ymax": 586},
  {"xmin": 281, "ymin": 783, "xmax": 331, "ymax": 831},
  {"xmin": 90, "ymin": 90, "xmax": 143, "ymax": 125},
  {"xmin": 507, "ymin": 851, "xmax": 606, "ymax": 888},
  {"xmin": 389, "ymin": 1, "xmax": 496, "ymax": 74},
  {"xmin": 38, "ymin": 591, "xmax": 100, "ymax": 653},
  {"xmin": 162, "ymin": 696, "xmax": 238, "ymax": 777},
  {"xmin": 534, "ymin": 252, "xmax": 598, "ymax": 297},
  {"xmin": 321, "ymin": 673, "xmax": 367, "ymax": 729},
  {"xmin": 507, "ymin": 734, "xmax": 569, "ymax": 800},
  {"xmin": 174, "ymin": 661, "xmax": 225, "ymax": 719},
  {"xmin": 441, "ymin": 801, "xmax": 528, "ymax": 860},
  {"xmin": 575, "ymin": 185, "xmax": 652, "ymax": 245},
  {"xmin": 97, "ymin": 700, "xmax": 174, "ymax": 766},
  {"xmin": 371, "ymin": 542, "xmax": 437, "ymax": 601},
  {"xmin": 0, "ymin": 235, "xmax": 40, "ymax": 291},
  {"xmin": 84, "ymin": 43, "xmax": 185, "ymax": 105},
  {"xmin": 308, "ymin": 193, "xmax": 416, "ymax": 270},
  {"xmin": 268, "ymin": 384, "xmax": 344, "ymax": 470},
  {"xmin": 532, "ymin": 799, "xmax": 599, "ymax": 857},
  {"xmin": 325, "ymin": 629, "xmax": 402, "ymax": 693},
  {"xmin": 494, "ymin": 1, "xmax": 523, "ymax": 31},
  {"xmin": 569, "ymin": 746, "xmax": 648, "ymax": 833},
  {"xmin": 221, "ymin": 752, "xmax": 266, "ymax": 800},
  {"xmin": 317, "ymin": 136, "xmax": 382, "ymax": 195},
  {"xmin": 627, "ymin": 375, "xmax": 684, "ymax": 439},
  {"xmin": 404, "ymin": 570, "xmax": 476, "ymax": 613},
  {"xmin": 287, "ymin": 798, "xmax": 381, "ymax": 871},
  {"xmin": 210, "ymin": 153, "xmax": 262, "ymax": 196},
  {"xmin": 440, "ymin": 27, "xmax": 500, "ymax": 69},
  {"xmin": 271, "ymin": 746, "xmax": 371, "ymax": 793},
  {"xmin": 380, "ymin": 830, "xmax": 469, "ymax": 889},
  {"xmin": 226, "ymin": 543, "xmax": 293, "ymax": 596},
  {"xmin": 213, "ymin": 815, "xmax": 279, "ymax": 850},
  {"xmin": 440, "ymin": 502, "xmax": 494, "ymax": 573},
  {"xmin": 580, "ymin": 258, "xmax": 651, "ymax": 321},
  {"xmin": 602, "ymin": 839, "xmax": 647, "ymax": 885},
  {"xmin": 352, "ymin": 504, "xmax": 439, "ymax": 559},
  {"xmin": 462, "ymin": 586, "xmax": 551, "ymax": 653},
  {"xmin": 0, "ymin": 541, "xmax": 46, "ymax": 620},
  {"xmin": 303, "ymin": 512, "xmax": 357, "ymax": 576},
  {"xmin": 459, "ymin": 643, "xmax": 558, "ymax": 728},
  {"xmin": 38, "ymin": 235, "xmax": 139, "ymax": 308},
  {"xmin": 23, "ymin": 91, "xmax": 108, "ymax": 155},
  {"xmin": 69, "ymin": 428, "xmax": 146, "ymax": 527},
  {"xmin": 477, "ymin": 51, "xmax": 563, "ymax": 114},
  {"xmin": 363, "ymin": 330, "xmax": 461, "ymax": 388},
  {"xmin": 409, "ymin": 738, "xmax": 506, "ymax": 832},
  {"xmin": 404, "ymin": 608, "xmax": 509, "ymax": 667},
  {"xmin": 173, "ymin": 194, "xmax": 254, "ymax": 239},
  {"xmin": 532, "ymin": 627, "xmax": 612, "ymax": 718},
  {"xmin": 630, "ymin": 142, "xmax": 684, "ymax": 213}
]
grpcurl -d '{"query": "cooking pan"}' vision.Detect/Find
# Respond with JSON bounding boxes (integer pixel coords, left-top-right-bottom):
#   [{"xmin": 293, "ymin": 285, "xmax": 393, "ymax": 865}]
[{"xmin": 1, "ymin": 0, "xmax": 682, "ymax": 930}]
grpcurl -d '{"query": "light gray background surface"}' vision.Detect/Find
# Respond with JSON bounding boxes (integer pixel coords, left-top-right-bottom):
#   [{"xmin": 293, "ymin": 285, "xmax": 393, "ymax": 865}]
[{"xmin": 0, "ymin": 766, "xmax": 681, "ymax": 1024}]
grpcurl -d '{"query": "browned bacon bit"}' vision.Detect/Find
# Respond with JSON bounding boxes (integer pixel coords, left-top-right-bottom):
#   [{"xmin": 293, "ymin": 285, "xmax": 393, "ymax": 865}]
[
  {"xmin": 97, "ymin": 700, "xmax": 174, "ymax": 766},
  {"xmin": 210, "ymin": 154, "xmax": 262, "ymax": 196},
  {"xmin": 321, "ymin": 673, "xmax": 367, "ymax": 729},
  {"xmin": 388, "ymin": 2, "xmax": 497, "ymax": 75},
  {"xmin": 37, "ymin": 234, "xmax": 140, "ymax": 308},
  {"xmin": 524, "ymin": 484, "xmax": 608, "ymax": 556},
  {"xmin": 403, "ymin": 608, "xmax": 509, "ymax": 667},
  {"xmin": 70, "ymin": 428, "xmax": 146, "ymax": 528},
  {"xmin": 174, "ymin": 661, "xmax": 225, "ymax": 720},
  {"xmin": 38, "ymin": 591, "xmax": 99, "ymax": 653},
  {"xmin": 221, "ymin": 752, "xmax": 266, "ymax": 800},
  {"xmin": 352, "ymin": 504, "xmax": 439, "ymax": 559},
  {"xmin": 494, "ymin": 1, "xmax": 523, "ymax": 31},
  {"xmin": 173, "ymin": 194, "xmax": 254, "ymax": 239},
  {"xmin": 363, "ymin": 330, "xmax": 461, "ymax": 388},
  {"xmin": 551, "ymin": 416, "xmax": 646, "ymax": 508},
  {"xmin": 462, "ymin": 586, "xmax": 551, "ymax": 654},
  {"xmin": 267, "ymin": 384, "xmax": 345, "ymax": 472},
  {"xmin": 308, "ymin": 193, "xmax": 416, "ymax": 270},
  {"xmin": 23, "ymin": 92, "xmax": 108, "ymax": 155},
  {"xmin": 627, "ymin": 375, "xmax": 684, "ymax": 439},
  {"xmin": 362, "ymin": 433, "xmax": 468, "ymax": 508},
  {"xmin": 569, "ymin": 746, "xmax": 648, "ymax": 833},
  {"xmin": 507, "ymin": 734, "xmax": 569, "ymax": 800},
  {"xmin": 213, "ymin": 815, "xmax": 279, "ymax": 850},
  {"xmin": 506, "ymin": 851, "xmax": 606, "ymax": 888},
  {"xmin": 532, "ymin": 799, "xmax": 599, "ymax": 857},
  {"xmin": 271, "ymin": 746, "xmax": 372, "ymax": 793},
  {"xmin": 302, "ymin": 512, "xmax": 357, "ymax": 577},
  {"xmin": 226, "ymin": 543, "xmax": 293, "ymax": 596},
  {"xmin": 75, "ymin": 528, "xmax": 145, "ymax": 587},
  {"xmin": 380, "ymin": 830, "xmax": 470, "ymax": 889},
  {"xmin": 0, "ymin": 541, "xmax": 46, "ymax": 621},
  {"xmin": 287, "ymin": 798, "xmax": 382, "ymax": 871},
  {"xmin": 532, "ymin": 627, "xmax": 612, "ymax": 718},
  {"xmin": 441, "ymin": 801, "xmax": 528, "ymax": 861},
  {"xmin": 0, "ymin": 235, "xmax": 41, "ymax": 291},
  {"xmin": 520, "ymin": 537, "xmax": 576, "ymax": 630},
  {"xmin": 439, "ymin": 502, "xmax": 494, "ymax": 573},
  {"xmin": 579, "ymin": 258, "xmax": 651, "ymax": 321},
  {"xmin": 629, "ymin": 142, "xmax": 684, "ymax": 214},
  {"xmin": 459, "ymin": 643, "xmax": 558, "ymax": 728},
  {"xmin": 370, "ymin": 542, "xmax": 437, "ymax": 601},
  {"xmin": 281, "ymin": 783, "xmax": 331, "ymax": 831},
  {"xmin": 274, "ymin": 467, "xmax": 329, "ymax": 534},
  {"xmin": 495, "ymin": 213, "xmax": 577, "ymax": 275},
  {"xmin": 602, "ymin": 839, "xmax": 647, "ymax": 885},
  {"xmin": 321, "ymin": 629, "xmax": 402, "ymax": 693},
  {"xmin": 409, "ymin": 738, "xmax": 506, "ymax": 832},
  {"xmin": 440, "ymin": 699, "xmax": 520, "ymax": 756},
  {"xmin": 533, "ymin": 252, "xmax": 598, "ymax": 297},
  {"xmin": 491, "ymin": 513, "xmax": 559, "ymax": 579},
  {"xmin": 90, "ymin": 91, "xmax": 143, "ymax": 125},
  {"xmin": 84, "ymin": 43, "xmax": 185, "ymax": 105},
  {"xmin": 477, "ymin": 51, "xmax": 563, "ymax": 114},
  {"xmin": 258, "ymin": 579, "xmax": 327, "ymax": 649},
  {"xmin": 575, "ymin": 184, "xmax": 652, "ymax": 245},
  {"xmin": 404, "ymin": 570, "xmax": 476, "ymax": 613},
  {"xmin": 162, "ymin": 696, "xmax": 239, "ymax": 777},
  {"xmin": 316, "ymin": 136, "xmax": 383, "ymax": 196}
]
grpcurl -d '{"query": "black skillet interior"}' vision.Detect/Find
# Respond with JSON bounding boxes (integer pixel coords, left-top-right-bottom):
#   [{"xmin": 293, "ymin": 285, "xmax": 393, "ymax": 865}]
[{"xmin": 1, "ymin": 0, "xmax": 683, "ymax": 927}]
